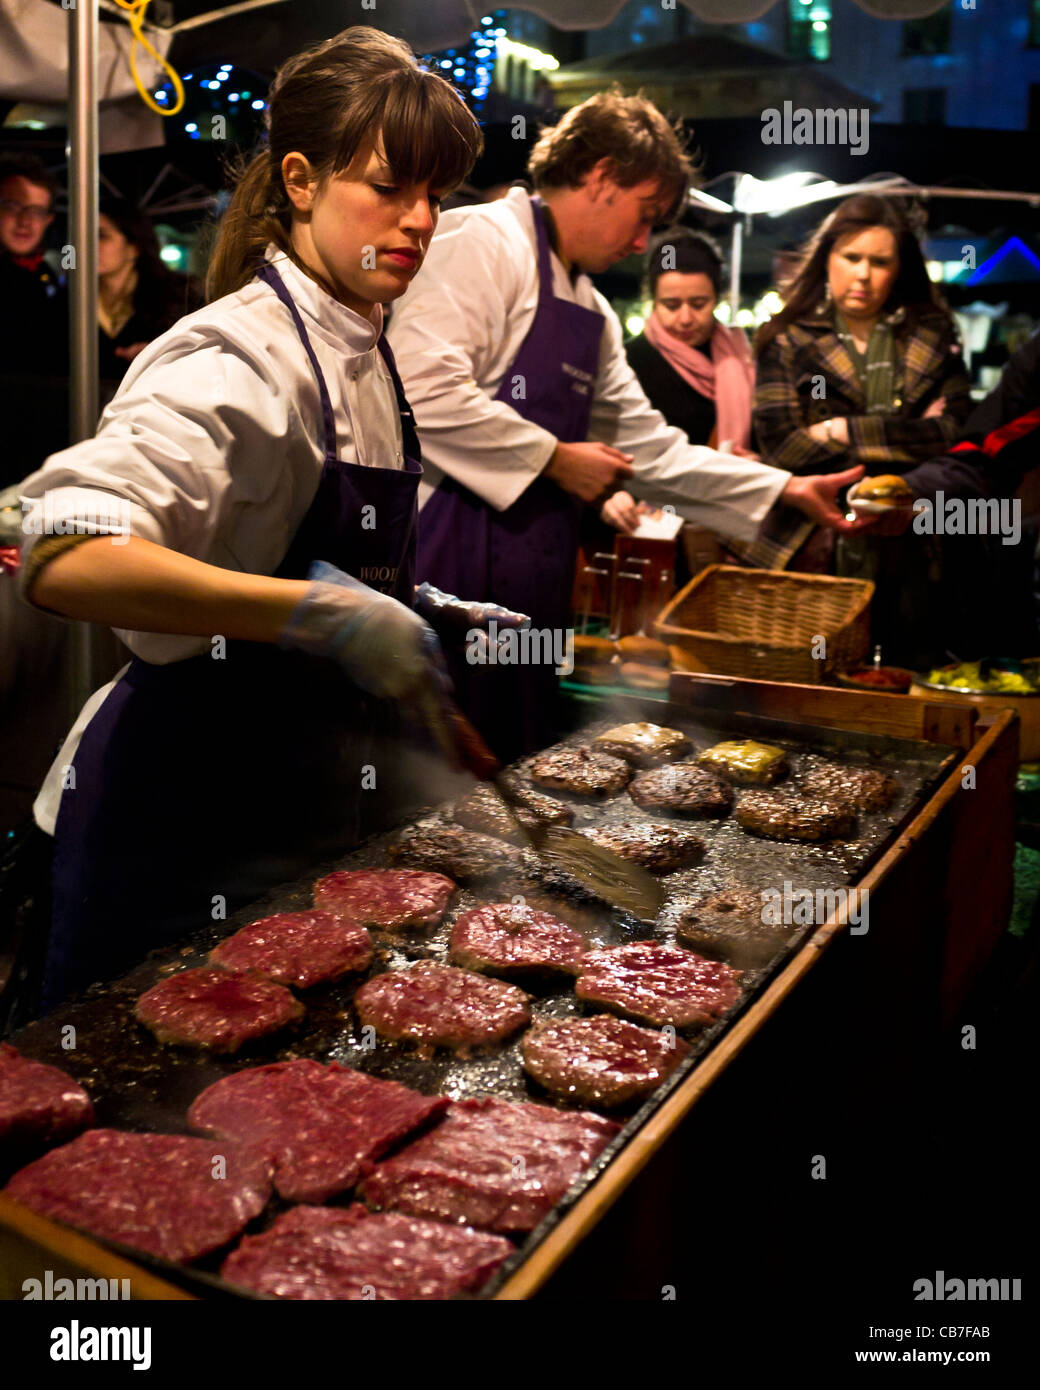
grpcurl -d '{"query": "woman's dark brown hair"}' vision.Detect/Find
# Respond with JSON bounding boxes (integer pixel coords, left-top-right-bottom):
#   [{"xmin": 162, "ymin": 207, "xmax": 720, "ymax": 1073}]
[
  {"xmin": 207, "ymin": 26, "xmax": 483, "ymax": 300},
  {"xmin": 755, "ymin": 194, "xmax": 943, "ymax": 354}
]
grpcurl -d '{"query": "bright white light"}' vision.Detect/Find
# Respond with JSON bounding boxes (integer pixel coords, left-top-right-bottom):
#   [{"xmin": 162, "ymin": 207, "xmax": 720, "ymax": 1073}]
[
  {"xmin": 715, "ymin": 301, "xmax": 732, "ymax": 324},
  {"xmin": 184, "ymin": 122, "xmax": 198, "ymax": 132},
  {"xmin": 160, "ymin": 245, "xmax": 180, "ymax": 264},
  {"xmin": 440, "ymin": 59, "xmax": 452, "ymax": 68},
  {"xmin": 228, "ymin": 93, "xmax": 240, "ymax": 102},
  {"xmin": 219, "ymin": 64, "xmax": 232, "ymax": 72},
  {"xmin": 496, "ymin": 36, "xmax": 560, "ymax": 71},
  {"xmin": 926, "ymin": 259, "xmax": 944, "ymax": 283},
  {"xmin": 475, "ymin": 48, "xmax": 491, "ymax": 58},
  {"xmin": 251, "ymin": 100, "xmax": 265, "ymax": 110},
  {"xmin": 154, "ymin": 90, "xmax": 166, "ymax": 100},
  {"xmin": 812, "ymin": 20, "xmax": 827, "ymax": 31},
  {"xmin": 481, "ymin": 13, "xmax": 492, "ymax": 21},
  {"xmin": 625, "ymin": 314, "xmax": 646, "ymax": 337},
  {"xmin": 736, "ymin": 308, "xmax": 756, "ymax": 328},
  {"xmin": 755, "ymin": 290, "xmax": 784, "ymax": 320},
  {"xmin": 207, "ymin": 80, "xmax": 220, "ymax": 90},
  {"xmin": 732, "ymin": 171, "xmax": 837, "ymax": 216}
]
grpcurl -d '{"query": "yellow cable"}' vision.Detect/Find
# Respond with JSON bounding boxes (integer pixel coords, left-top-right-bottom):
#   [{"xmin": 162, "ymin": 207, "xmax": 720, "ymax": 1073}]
[{"xmin": 111, "ymin": 0, "xmax": 185, "ymax": 117}]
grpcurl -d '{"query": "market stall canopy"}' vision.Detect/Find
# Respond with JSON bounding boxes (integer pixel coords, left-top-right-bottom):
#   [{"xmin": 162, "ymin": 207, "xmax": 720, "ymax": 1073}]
[
  {"xmin": 1, "ymin": 0, "xmax": 171, "ymax": 151},
  {"xmin": 18, "ymin": 0, "xmax": 952, "ymax": 79}
]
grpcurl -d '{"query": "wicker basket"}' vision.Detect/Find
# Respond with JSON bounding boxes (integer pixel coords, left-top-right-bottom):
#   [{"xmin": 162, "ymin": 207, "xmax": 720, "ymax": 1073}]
[{"xmin": 654, "ymin": 565, "xmax": 873, "ymax": 684}]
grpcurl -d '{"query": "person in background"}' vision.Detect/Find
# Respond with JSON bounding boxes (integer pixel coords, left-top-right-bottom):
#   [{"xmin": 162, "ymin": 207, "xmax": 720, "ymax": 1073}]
[
  {"xmin": 743, "ymin": 194, "xmax": 973, "ymax": 666},
  {"xmin": 746, "ymin": 193, "xmax": 972, "ymax": 572},
  {"xmin": 97, "ymin": 198, "xmax": 197, "ymax": 395},
  {"xmin": 603, "ymin": 227, "xmax": 754, "ymax": 551},
  {"xmin": 0, "ymin": 153, "xmax": 68, "ymax": 486}
]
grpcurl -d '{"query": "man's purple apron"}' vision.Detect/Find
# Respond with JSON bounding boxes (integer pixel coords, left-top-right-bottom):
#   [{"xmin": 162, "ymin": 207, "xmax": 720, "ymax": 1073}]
[
  {"xmin": 44, "ymin": 262, "xmax": 422, "ymax": 1009},
  {"xmin": 416, "ymin": 195, "xmax": 604, "ymax": 762}
]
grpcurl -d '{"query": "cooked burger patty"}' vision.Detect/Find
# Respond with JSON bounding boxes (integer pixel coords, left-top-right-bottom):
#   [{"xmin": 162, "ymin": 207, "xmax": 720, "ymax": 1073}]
[
  {"xmin": 221, "ymin": 1205, "xmax": 512, "ymax": 1301},
  {"xmin": 450, "ymin": 902, "xmax": 586, "ymax": 978},
  {"xmin": 521, "ymin": 1014, "xmax": 691, "ymax": 1107},
  {"xmin": 134, "ymin": 968, "xmax": 304, "ymax": 1053},
  {"xmin": 210, "ymin": 911, "xmax": 372, "ymax": 989},
  {"xmin": 388, "ymin": 825, "xmax": 522, "ymax": 882},
  {"xmin": 591, "ymin": 722, "xmax": 692, "ymax": 767},
  {"xmin": 358, "ymin": 1096, "xmax": 619, "ymax": 1233},
  {"xmin": 628, "ymin": 762, "xmax": 733, "ymax": 818},
  {"xmin": 798, "ymin": 761, "xmax": 899, "ymax": 813},
  {"xmin": 0, "ymin": 1044, "xmax": 94, "ymax": 1152},
  {"xmin": 4, "ymin": 1130, "xmax": 272, "ymax": 1263},
  {"xmin": 575, "ymin": 940, "xmax": 743, "ymax": 1028},
  {"xmin": 528, "ymin": 746, "xmax": 632, "ymax": 797},
  {"xmin": 188, "ymin": 1059, "xmax": 446, "ymax": 1204},
  {"xmin": 673, "ymin": 888, "xmax": 787, "ymax": 968},
  {"xmin": 354, "ymin": 963, "xmax": 531, "ymax": 1056},
  {"xmin": 580, "ymin": 821, "xmax": 705, "ymax": 874},
  {"xmin": 453, "ymin": 781, "xmax": 572, "ymax": 845},
  {"xmin": 735, "ymin": 791, "xmax": 856, "ymax": 842},
  {"xmin": 697, "ymin": 740, "xmax": 789, "ymax": 785},
  {"xmin": 313, "ymin": 869, "xmax": 456, "ymax": 930}
]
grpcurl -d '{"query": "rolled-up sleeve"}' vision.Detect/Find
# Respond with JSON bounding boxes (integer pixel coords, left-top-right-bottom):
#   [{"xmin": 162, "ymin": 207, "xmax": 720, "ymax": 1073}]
[
  {"xmin": 18, "ymin": 336, "xmax": 300, "ymax": 599},
  {"xmin": 589, "ymin": 302, "xmax": 790, "ymax": 543}
]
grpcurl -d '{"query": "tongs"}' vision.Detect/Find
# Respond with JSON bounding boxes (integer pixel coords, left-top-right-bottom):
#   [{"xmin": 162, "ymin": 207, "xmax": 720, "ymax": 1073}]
[{"xmin": 444, "ymin": 704, "xmax": 664, "ymax": 923}]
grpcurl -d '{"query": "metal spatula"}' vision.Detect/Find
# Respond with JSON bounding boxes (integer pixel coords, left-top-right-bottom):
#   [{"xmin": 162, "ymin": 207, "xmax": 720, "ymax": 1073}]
[{"xmin": 444, "ymin": 705, "xmax": 664, "ymax": 922}]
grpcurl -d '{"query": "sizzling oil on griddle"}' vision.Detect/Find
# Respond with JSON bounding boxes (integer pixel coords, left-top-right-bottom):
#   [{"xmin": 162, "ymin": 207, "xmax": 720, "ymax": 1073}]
[{"xmin": 4, "ymin": 707, "xmax": 955, "ymax": 1297}]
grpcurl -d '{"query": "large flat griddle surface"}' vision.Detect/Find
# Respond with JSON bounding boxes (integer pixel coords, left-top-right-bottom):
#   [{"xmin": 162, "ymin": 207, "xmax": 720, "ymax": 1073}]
[{"xmin": 4, "ymin": 705, "xmax": 955, "ymax": 1296}]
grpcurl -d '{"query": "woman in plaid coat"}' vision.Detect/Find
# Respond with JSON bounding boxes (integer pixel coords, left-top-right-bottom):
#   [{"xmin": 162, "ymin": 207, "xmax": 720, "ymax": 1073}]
[{"xmin": 739, "ymin": 195, "xmax": 972, "ymax": 664}]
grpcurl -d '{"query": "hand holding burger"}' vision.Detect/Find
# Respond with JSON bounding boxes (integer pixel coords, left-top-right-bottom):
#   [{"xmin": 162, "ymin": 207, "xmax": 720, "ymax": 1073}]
[{"xmin": 846, "ymin": 474, "xmax": 916, "ymax": 536}]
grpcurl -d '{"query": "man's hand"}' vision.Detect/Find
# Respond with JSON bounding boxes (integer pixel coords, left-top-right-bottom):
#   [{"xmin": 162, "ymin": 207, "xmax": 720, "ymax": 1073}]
[
  {"xmin": 923, "ymin": 396, "xmax": 947, "ymax": 419},
  {"xmin": 807, "ymin": 417, "xmax": 850, "ymax": 446},
  {"xmin": 545, "ymin": 440, "xmax": 634, "ymax": 502},
  {"xmin": 781, "ymin": 466, "xmax": 872, "ymax": 533},
  {"xmin": 601, "ymin": 489, "xmax": 639, "ymax": 534}
]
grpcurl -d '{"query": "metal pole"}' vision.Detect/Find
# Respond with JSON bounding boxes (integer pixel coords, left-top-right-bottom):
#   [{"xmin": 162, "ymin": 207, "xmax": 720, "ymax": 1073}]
[
  {"xmin": 728, "ymin": 215, "xmax": 743, "ymax": 324},
  {"xmin": 67, "ymin": 0, "xmax": 101, "ymax": 724}
]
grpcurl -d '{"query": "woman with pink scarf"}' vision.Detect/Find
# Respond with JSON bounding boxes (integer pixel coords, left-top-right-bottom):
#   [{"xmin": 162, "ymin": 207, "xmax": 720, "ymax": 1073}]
[{"xmin": 604, "ymin": 228, "xmax": 754, "ymax": 533}]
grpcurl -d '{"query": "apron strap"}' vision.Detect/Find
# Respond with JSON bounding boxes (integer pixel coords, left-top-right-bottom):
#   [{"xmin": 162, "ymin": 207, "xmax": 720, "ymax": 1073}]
[
  {"xmin": 256, "ymin": 262, "xmax": 338, "ymax": 460},
  {"xmin": 377, "ymin": 334, "xmax": 422, "ymax": 464},
  {"xmin": 528, "ymin": 195, "xmax": 557, "ymax": 316}
]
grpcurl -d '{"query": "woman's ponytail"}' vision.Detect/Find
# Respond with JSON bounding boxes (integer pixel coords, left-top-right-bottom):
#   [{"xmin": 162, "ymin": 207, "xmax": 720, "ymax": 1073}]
[{"xmin": 206, "ymin": 148, "xmax": 292, "ymax": 302}]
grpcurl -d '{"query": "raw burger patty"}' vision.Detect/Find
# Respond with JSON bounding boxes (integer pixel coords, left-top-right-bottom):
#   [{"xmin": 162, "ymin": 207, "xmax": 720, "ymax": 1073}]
[
  {"xmin": 210, "ymin": 911, "xmax": 372, "ymax": 988},
  {"xmin": 0, "ymin": 1045, "xmax": 93, "ymax": 1151},
  {"xmin": 313, "ymin": 868, "xmax": 455, "ymax": 930},
  {"xmin": 454, "ymin": 780, "xmax": 572, "ymax": 846},
  {"xmin": 354, "ymin": 963, "xmax": 531, "ymax": 1054},
  {"xmin": 735, "ymin": 791, "xmax": 855, "ymax": 842},
  {"xmin": 450, "ymin": 902, "xmax": 586, "ymax": 978},
  {"xmin": 798, "ymin": 762, "xmax": 899, "ymax": 812},
  {"xmin": 221, "ymin": 1204, "xmax": 512, "ymax": 1301},
  {"xmin": 628, "ymin": 762, "xmax": 733, "ymax": 818},
  {"xmin": 522, "ymin": 1015, "xmax": 691, "ymax": 1107},
  {"xmin": 188, "ymin": 1058, "xmax": 446, "ymax": 1203},
  {"xmin": 575, "ymin": 940, "xmax": 743, "ymax": 1028},
  {"xmin": 674, "ymin": 888, "xmax": 787, "ymax": 968},
  {"xmin": 528, "ymin": 746, "xmax": 632, "ymax": 796},
  {"xmin": 4, "ymin": 1129, "xmax": 272, "ymax": 1263},
  {"xmin": 591, "ymin": 722, "xmax": 692, "ymax": 767},
  {"xmin": 388, "ymin": 825, "xmax": 521, "ymax": 882},
  {"xmin": 135, "ymin": 968, "xmax": 303, "ymax": 1053},
  {"xmin": 359, "ymin": 1096, "xmax": 619, "ymax": 1233},
  {"xmin": 581, "ymin": 821, "xmax": 704, "ymax": 873},
  {"xmin": 697, "ymin": 740, "xmax": 789, "ymax": 785}
]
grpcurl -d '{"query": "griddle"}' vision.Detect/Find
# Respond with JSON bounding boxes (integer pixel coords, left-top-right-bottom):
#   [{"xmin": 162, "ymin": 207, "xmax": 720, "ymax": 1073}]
[{"xmin": 2, "ymin": 701, "xmax": 957, "ymax": 1299}]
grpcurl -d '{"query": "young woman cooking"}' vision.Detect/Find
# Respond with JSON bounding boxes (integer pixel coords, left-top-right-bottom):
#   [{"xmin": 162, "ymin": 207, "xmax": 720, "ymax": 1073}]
[{"xmin": 17, "ymin": 27, "xmax": 517, "ymax": 1011}]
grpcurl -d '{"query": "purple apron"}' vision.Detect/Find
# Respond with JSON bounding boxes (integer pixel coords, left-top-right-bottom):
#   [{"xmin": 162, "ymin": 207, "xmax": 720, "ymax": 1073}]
[
  {"xmin": 416, "ymin": 195, "xmax": 604, "ymax": 761},
  {"xmin": 43, "ymin": 262, "xmax": 422, "ymax": 1009}
]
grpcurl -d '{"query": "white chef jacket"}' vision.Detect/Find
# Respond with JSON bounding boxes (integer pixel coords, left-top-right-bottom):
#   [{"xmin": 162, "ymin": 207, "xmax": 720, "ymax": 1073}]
[
  {"xmin": 20, "ymin": 245, "xmax": 405, "ymax": 833},
  {"xmin": 386, "ymin": 185, "xmax": 789, "ymax": 540}
]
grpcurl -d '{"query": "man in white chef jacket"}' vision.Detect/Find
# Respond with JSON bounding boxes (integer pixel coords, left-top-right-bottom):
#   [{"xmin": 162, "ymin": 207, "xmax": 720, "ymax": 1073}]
[{"xmin": 387, "ymin": 91, "xmax": 862, "ymax": 756}]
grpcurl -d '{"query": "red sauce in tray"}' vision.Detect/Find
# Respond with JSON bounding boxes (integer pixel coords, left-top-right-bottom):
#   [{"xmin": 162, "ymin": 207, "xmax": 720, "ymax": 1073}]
[{"xmin": 841, "ymin": 667, "xmax": 912, "ymax": 691}]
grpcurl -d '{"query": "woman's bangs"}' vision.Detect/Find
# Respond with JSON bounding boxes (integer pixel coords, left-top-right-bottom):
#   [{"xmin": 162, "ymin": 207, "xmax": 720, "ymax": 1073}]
[{"xmin": 378, "ymin": 73, "xmax": 483, "ymax": 192}]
